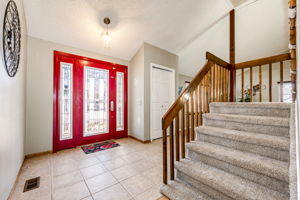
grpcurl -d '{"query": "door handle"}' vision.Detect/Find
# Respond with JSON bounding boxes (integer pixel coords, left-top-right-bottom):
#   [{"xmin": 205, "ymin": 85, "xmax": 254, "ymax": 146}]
[{"xmin": 110, "ymin": 100, "xmax": 114, "ymax": 111}]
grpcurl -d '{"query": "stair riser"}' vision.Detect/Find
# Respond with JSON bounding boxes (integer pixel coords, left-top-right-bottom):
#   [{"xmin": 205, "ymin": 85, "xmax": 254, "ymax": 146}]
[
  {"xmin": 210, "ymin": 106, "xmax": 290, "ymax": 118},
  {"xmin": 203, "ymin": 118, "xmax": 289, "ymax": 137},
  {"xmin": 188, "ymin": 150, "xmax": 289, "ymax": 194},
  {"xmin": 197, "ymin": 132, "xmax": 289, "ymax": 161},
  {"xmin": 176, "ymin": 170, "xmax": 234, "ymax": 200}
]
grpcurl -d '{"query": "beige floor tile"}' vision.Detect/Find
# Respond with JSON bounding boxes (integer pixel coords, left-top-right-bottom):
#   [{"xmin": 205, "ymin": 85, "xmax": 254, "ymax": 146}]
[
  {"xmin": 134, "ymin": 185, "xmax": 162, "ymax": 200},
  {"xmin": 9, "ymin": 138, "xmax": 164, "ymax": 200},
  {"xmin": 77, "ymin": 156, "xmax": 101, "ymax": 169},
  {"xmin": 143, "ymin": 166, "xmax": 163, "ymax": 186},
  {"xmin": 10, "ymin": 177, "xmax": 51, "ymax": 200},
  {"xmin": 85, "ymin": 172, "xmax": 118, "ymax": 194},
  {"xmin": 120, "ymin": 174, "xmax": 154, "ymax": 197},
  {"xmin": 52, "ymin": 160, "xmax": 78, "ymax": 176},
  {"xmin": 81, "ymin": 196, "xmax": 93, "ymax": 200},
  {"xmin": 53, "ymin": 181, "xmax": 90, "ymax": 200},
  {"xmin": 80, "ymin": 163, "xmax": 107, "ymax": 179},
  {"xmin": 102, "ymin": 158, "xmax": 128, "ymax": 171},
  {"xmin": 130, "ymin": 159, "xmax": 157, "ymax": 173},
  {"xmin": 96, "ymin": 151, "xmax": 120, "ymax": 162},
  {"xmin": 52, "ymin": 170, "xmax": 83, "ymax": 191},
  {"xmin": 122, "ymin": 152, "xmax": 144, "ymax": 163},
  {"xmin": 9, "ymin": 189, "xmax": 51, "ymax": 200},
  {"xmin": 92, "ymin": 183, "xmax": 132, "ymax": 200},
  {"xmin": 110, "ymin": 164, "xmax": 136, "ymax": 181}
]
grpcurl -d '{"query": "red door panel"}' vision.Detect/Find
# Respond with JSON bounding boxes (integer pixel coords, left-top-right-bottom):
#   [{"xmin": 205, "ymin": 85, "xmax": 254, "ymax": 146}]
[{"xmin": 53, "ymin": 51, "xmax": 128, "ymax": 152}]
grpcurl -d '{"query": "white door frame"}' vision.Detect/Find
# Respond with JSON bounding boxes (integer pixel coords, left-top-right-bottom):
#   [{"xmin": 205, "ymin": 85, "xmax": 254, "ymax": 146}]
[{"xmin": 150, "ymin": 63, "xmax": 176, "ymax": 141}]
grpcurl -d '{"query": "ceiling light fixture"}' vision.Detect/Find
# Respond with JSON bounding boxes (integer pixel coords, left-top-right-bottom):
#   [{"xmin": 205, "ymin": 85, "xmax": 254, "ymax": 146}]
[{"xmin": 103, "ymin": 17, "xmax": 111, "ymax": 48}]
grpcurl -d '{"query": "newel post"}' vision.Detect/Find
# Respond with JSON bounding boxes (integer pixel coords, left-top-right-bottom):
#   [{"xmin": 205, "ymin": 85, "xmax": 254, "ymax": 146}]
[
  {"xmin": 289, "ymin": 0, "xmax": 297, "ymax": 102},
  {"xmin": 229, "ymin": 9, "xmax": 236, "ymax": 102}
]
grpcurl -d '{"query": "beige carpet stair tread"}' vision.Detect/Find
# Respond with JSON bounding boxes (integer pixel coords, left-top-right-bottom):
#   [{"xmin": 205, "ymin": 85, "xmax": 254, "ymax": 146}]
[
  {"xmin": 160, "ymin": 180, "xmax": 213, "ymax": 200},
  {"xmin": 175, "ymin": 159, "xmax": 289, "ymax": 200},
  {"xmin": 186, "ymin": 141, "xmax": 289, "ymax": 182},
  {"xmin": 210, "ymin": 102, "xmax": 291, "ymax": 109},
  {"xmin": 202, "ymin": 113, "xmax": 290, "ymax": 127},
  {"xmin": 196, "ymin": 126, "xmax": 289, "ymax": 151}
]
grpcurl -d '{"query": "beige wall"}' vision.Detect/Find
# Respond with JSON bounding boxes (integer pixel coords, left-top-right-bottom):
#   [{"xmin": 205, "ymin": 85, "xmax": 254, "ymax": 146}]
[
  {"xmin": 0, "ymin": 1, "xmax": 27, "ymax": 199},
  {"xmin": 129, "ymin": 43, "xmax": 178, "ymax": 141},
  {"xmin": 144, "ymin": 43, "xmax": 178, "ymax": 141},
  {"xmin": 25, "ymin": 36, "xmax": 128, "ymax": 155},
  {"xmin": 129, "ymin": 45, "xmax": 145, "ymax": 140}
]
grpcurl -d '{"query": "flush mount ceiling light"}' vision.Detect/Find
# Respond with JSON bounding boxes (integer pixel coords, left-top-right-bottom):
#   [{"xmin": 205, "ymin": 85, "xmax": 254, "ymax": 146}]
[{"xmin": 103, "ymin": 17, "xmax": 111, "ymax": 48}]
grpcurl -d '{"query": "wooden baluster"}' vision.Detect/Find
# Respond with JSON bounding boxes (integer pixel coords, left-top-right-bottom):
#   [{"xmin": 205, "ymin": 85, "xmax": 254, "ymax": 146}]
[
  {"xmin": 219, "ymin": 66, "xmax": 222, "ymax": 101},
  {"xmin": 207, "ymin": 69, "xmax": 212, "ymax": 109},
  {"xmin": 218, "ymin": 65, "xmax": 222, "ymax": 102},
  {"xmin": 216, "ymin": 65, "xmax": 220, "ymax": 102},
  {"xmin": 207, "ymin": 74, "xmax": 210, "ymax": 111},
  {"xmin": 212, "ymin": 65, "xmax": 215, "ymax": 102},
  {"xmin": 181, "ymin": 107, "xmax": 185, "ymax": 158},
  {"xmin": 186, "ymin": 100, "xmax": 190, "ymax": 142},
  {"xmin": 269, "ymin": 64, "xmax": 272, "ymax": 102},
  {"xmin": 191, "ymin": 91, "xmax": 195, "ymax": 140},
  {"xmin": 242, "ymin": 68, "xmax": 244, "ymax": 102},
  {"xmin": 220, "ymin": 67, "xmax": 223, "ymax": 101},
  {"xmin": 195, "ymin": 86, "xmax": 199, "ymax": 126},
  {"xmin": 259, "ymin": 65, "xmax": 262, "ymax": 102},
  {"xmin": 250, "ymin": 67, "xmax": 253, "ymax": 102},
  {"xmin": 200, "ymin": 80, "xmax": 206, "ymax": 113},
  {"xmin": 224, "ymin": 69, "xmax": 227, "ymax": 101},
  {"xmin": 175, "ymin": 114, "xmax": 180, "ymax": 161},
  {"xmin": 199, "ymin": 82, "xmax": 203, "ymax": 125},
  {"xmin": 225, "ymin": 69, "xmax": 229, "ymax": 102},
  {"xmin": 169, "ymin": 122, "xmax": 174, "ymax": 180},
  {"xmin": 163, "ymin": 128, "xmax": 167, "ymax": 184},
  {"xmin": 223, "ymin": 67, "xmax": 225, "ymax": 101},
  {"xmin": 220, "ymin": 66, "xmax": 223, "ymax": 101},
  {"xmin": 280, "ymin": 62, "xmax": 283, "ymax": 102}
]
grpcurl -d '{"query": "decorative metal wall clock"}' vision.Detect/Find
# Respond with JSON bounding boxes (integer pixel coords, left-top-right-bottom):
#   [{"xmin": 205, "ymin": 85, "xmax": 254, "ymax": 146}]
[{"xmin": 3, "ymin": 0, "xmax": 21, "ymax": 77}]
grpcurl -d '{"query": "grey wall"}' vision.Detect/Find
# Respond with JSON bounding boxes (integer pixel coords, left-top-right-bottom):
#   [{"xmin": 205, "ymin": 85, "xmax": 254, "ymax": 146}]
[
  {"xmin": 129, "ymin": 45, "xmax": 145, "ymax": 140},
  {"xmin": 0, "ymin": 1, "xmax": 27, "ymax": 199},
  {"xmin": 25, "ymin": 36, "xmax": 128, "ymax": 155},
  {"xmin": 144, "ymin": 43, "xmax": 178, "ymax": 141},
  {"xmin": 178, "ymin": 74, "xmax": 193, "ymax": 94}
]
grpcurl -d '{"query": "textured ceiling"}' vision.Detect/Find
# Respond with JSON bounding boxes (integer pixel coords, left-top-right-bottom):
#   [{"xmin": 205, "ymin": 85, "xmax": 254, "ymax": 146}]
[{"xmin": 23, "ymin": 0, "xmax": 232, "ymax": 60}]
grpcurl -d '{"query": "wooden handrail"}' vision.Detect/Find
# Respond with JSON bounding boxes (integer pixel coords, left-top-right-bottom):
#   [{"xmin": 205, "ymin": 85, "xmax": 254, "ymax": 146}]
[
  {"xmin": 162, "ymin": 60, "xmax": 214, "ymax": 130},
  {"xmin": 162, "ymin": 52, "xmax": 231, "ymax": 184},
  {"xmin": 235, "ymin": 53, "xmax": 291, "ymax": 69},
  {"xmin": 206, "ymin": 52, "xmax": 231, "ymax": 70},
  {"xmin": 234, "ymin": 53, "xmax": 292, "ymax": 103}
]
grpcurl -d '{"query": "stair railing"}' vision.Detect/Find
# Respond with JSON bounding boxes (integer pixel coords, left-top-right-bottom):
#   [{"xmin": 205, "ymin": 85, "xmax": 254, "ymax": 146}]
[
  {"xmin": 161, "ymin": 52, "xmax": 231, "ymax": 184},
  {"xmin": 234, "ymin": 53, "xmax": 291, "ymax": 102}
]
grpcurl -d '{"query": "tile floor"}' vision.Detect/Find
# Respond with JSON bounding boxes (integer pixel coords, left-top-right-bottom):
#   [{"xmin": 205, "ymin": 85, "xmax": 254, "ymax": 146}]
[{"xmin": 9, "ymin": 138, "xmax": 165, "ymax": 200}]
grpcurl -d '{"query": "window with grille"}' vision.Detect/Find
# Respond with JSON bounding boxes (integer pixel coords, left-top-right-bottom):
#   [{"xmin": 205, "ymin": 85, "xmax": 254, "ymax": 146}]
[
  {"xmin": 84, "ymin": 67, "xmax": 109, "ymax": 136},
  {"xmin": 60, "ymin": 63, "xmax": 73, "ymax": 140}
]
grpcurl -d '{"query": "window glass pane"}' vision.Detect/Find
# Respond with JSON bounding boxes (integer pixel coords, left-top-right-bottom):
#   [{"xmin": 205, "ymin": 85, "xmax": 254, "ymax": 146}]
[
  {"xmin": 116, "ymin": 72, "xmax": 124, "ymax": 131},
  {"xmin": 283, "ymin": 82, "xmax": 292, "ymax": 102},
  {"xmin": 60, "ymin": 63, "xmax": 72, "ymax": 140},
  {"xmin": 84, "ymin": 67, "xmax": 109, "ymax": 136}
]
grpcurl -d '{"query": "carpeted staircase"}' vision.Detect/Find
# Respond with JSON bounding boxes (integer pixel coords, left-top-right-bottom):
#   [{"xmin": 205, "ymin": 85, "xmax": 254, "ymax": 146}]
[{"xmin": 161, "ymin": 102, "xmax": 294, "ymax": 200}]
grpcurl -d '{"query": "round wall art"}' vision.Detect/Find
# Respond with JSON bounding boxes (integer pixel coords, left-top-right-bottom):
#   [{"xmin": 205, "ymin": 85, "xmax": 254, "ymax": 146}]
[{"xmin": 3, "ymin": 0, "xmax": 21, "ymax": 77}]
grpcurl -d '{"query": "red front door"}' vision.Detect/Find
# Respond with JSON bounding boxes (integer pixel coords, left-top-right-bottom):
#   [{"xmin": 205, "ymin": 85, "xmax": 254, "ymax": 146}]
[{"xmin": 53, "ymin": 51, "xmax": 128, "ymax": 152}]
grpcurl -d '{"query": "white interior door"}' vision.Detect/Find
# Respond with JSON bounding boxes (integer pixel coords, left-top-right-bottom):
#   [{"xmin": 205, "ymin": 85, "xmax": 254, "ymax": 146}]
[{"xmin": 151, "ymin": 66, "xmax": 174, "ymax": 140}]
